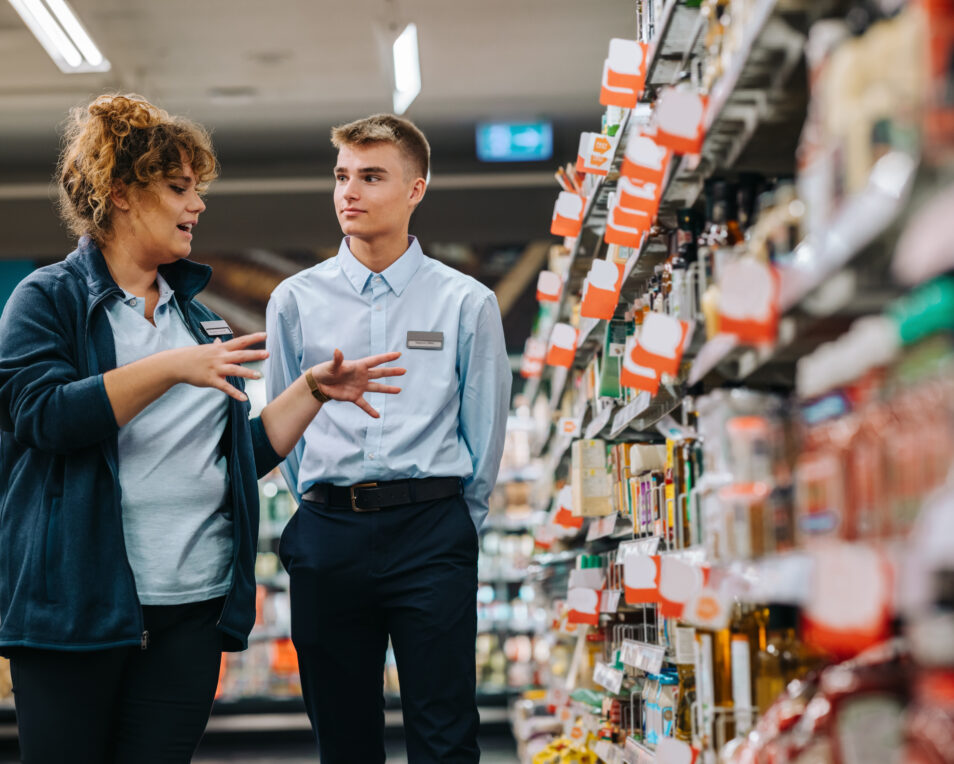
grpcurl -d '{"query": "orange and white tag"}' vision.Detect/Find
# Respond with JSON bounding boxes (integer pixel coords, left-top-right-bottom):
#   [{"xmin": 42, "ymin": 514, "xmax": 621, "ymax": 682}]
[
  {"xmin": 683, "ymin": 583, "xmax": 732, "ymax": 631},
  {"xmin": 718, "ymin": 258, "xmax": 780, "ymax": 345},
  {"xmin": 620, "ymin": 335, "xmax": 661, "ymax": 395},
  {"xmin": 554, "ymin": 485, "xmax": 584, "ymax": 530},
  {"xmin": 617, "ymin": 176, "xmax": 661, "ymax": 218},
  {"xmin": 605, "ymin": 193, "xmax": 653, "ymax": 248},
  {"xmin": 580, "ymin": 258, "xmax": 625, "ymax": 320},
  {"xmin": 576, "ymin": 132, "xmax": 619, "ymax": 176},
  {"xmin": 519, "ymin": 336, "xmax": 546, "ymax": 379},
  {"xmin": 600, "ymin": 39, "xmax": 648, "ymax": 107},
  {"xmin": 546, "ymin": 323, "xmax": 579, "ymax": 368},
  {"xmin": 654, "ymin": 87, "xmax": 707, "ymax": 156},
  {"xmin": 536, "ymin": 270, "xmax": 563, "ymax": 303},
  {"xmin": 802, "ymin": 541, "xmax": 893, "ymax": 659},
  {"xmin": 631, "ymin": 311, "xmax": 693, "ymax": 377},
  {"xmin": 567, "ymin": 587, "xmax": 601, "ymax": 626},
  {"xmin": 558, "ymin": 417, "xmax": 582, "ymax": 437},
  {"xmin": 658, "ymin": 558, "xmax": 706, "ymax": 618},
  {"xmin": 620, "ymin": 130, "xmax": 672, "ymax": 186},
  {"xmin": 550, "ymin": 192, "xmax": 586, "ymax": 237},
  {"xmin": 623, "ymin": 550, "xmax": 661, "ymax": 604}
]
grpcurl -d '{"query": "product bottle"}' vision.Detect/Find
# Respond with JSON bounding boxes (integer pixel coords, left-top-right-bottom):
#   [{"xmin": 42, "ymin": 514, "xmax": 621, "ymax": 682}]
[
  {"xmin": 675, "ymin": 662, "xmax": 697, "ymax": 743},
  {"xmin": 730, "ymin": 603, "xmax": 762, "ymax": 736}
]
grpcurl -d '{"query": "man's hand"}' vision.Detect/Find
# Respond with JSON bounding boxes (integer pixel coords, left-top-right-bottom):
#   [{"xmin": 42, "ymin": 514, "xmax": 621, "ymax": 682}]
[{"xmin": 310, "ymin": 349, "xmax": 405, "ymax": 418}]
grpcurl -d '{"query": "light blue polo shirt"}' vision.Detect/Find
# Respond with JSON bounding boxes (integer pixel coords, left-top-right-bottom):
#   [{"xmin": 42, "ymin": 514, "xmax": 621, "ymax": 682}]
[{"xmin": 103, "ymin": 274, "xmax": 232, "ymax": 605}]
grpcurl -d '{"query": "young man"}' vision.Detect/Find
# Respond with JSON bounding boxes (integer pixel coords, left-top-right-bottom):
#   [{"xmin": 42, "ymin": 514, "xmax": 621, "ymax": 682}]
[{"xmin": 265, "ymin": 114, "xmax": 511, "ymax": 763}]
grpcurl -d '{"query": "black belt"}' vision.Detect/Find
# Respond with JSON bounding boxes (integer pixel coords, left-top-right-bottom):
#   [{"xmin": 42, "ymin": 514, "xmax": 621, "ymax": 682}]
[{"xmin": 302, "ymin": 477, "xmax": 463, "ymax": 512}]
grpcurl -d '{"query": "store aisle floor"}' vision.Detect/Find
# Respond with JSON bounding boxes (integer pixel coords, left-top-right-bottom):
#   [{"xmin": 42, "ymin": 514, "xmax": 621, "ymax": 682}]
[{"xmin": 194, "ymin": 735, "xmax": 520, "ymax": 763}]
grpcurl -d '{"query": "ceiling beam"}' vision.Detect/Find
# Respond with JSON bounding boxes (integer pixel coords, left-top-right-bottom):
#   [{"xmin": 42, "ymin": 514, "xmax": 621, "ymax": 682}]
[{"xmin": 493, "ymin": 239, "xmax": 552, "ymax": 318}]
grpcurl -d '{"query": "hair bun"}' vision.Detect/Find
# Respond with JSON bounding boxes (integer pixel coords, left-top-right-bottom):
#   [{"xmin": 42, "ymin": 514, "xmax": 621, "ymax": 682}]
[{"xmin": 88, "ymin": 94, "xmax": 161, "ymax": 137}]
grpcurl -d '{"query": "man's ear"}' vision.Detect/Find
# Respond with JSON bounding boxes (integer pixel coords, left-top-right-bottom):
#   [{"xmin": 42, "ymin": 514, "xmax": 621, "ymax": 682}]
[
  {"xmin": 110, "ymin": 180, "xmax": 131, "ymax": 211},
  {"xmin": 409, "ymin": 177, "xmax": 427, "ymax": 206}
]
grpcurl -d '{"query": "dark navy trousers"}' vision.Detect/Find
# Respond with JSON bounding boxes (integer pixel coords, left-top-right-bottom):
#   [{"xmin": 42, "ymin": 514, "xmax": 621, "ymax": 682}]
[{"xmin": 280, "ymin": 492, "xmax": 480, "ymax": 764}]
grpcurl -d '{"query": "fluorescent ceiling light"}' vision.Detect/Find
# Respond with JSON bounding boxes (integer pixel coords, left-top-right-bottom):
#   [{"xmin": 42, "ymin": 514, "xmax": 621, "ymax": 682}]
[
  {"xmin": 392, "ymin": 22, "xmax": 420, "ymax": 115},
  {"xmin": 8, "ymin": 0, "xmax": 110, "ymax": 73}
]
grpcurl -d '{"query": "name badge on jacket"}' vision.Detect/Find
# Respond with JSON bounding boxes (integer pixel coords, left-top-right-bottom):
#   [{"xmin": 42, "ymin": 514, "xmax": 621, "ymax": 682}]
[
  {"xmin": 407, "ymin": 331, "xmax": 443, "ymax": 350},
  {"xmin": 201, "ymin": 320, "xmax": 233, "ymax": 337}
]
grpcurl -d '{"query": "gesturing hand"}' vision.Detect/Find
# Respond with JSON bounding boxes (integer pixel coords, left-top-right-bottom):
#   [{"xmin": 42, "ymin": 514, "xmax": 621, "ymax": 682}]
[
  {"xmin": 310, "ymin": 349, "xmax": 405, "ymax": 418},
  {"xmin": 177, "ymin": 331, "xmax": 269, "ymax": 402}
]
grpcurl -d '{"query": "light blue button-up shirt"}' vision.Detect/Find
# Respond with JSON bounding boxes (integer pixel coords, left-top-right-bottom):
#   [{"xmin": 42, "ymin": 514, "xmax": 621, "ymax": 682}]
[
  {"xmin": 103, "ymin": 274, "xmax": 232, "ymax": 605},
  {"xmin": 265, "ymin": 236, "xmax": 511, "ymax": 528}
]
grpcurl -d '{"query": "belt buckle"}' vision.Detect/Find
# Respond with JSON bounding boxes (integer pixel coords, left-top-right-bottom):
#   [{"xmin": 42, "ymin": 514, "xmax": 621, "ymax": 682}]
[{"xmin": 350, "ymin": 482, "xmax": 380, "ymax": 512}]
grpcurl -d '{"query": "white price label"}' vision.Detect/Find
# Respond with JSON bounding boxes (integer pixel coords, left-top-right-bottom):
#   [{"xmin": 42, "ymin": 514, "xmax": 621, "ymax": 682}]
[
  {"xmin": 620, "ymin": 639, "xmax": 666, "ymax": 675},
  {"xmin": 593, "ymin": 660, "xmax": 625, "ymax": 695},
  {"xmin": 586, "ymin": 405, "xmax": 615, "ymax": 439},
  {"xmin": 601, "ymin": 590, "xmax": 622, "ymax": 614},
  {"xmin": 568, "ymin": 568, "xmax": 607, "ymax": 590},
  {"xmin": 586, "ymin": 513, "xmax": 618, "ymax": 541},
  {"xmin": 612, "ymin": 392, "xmax": 651, "ymax": 434}
]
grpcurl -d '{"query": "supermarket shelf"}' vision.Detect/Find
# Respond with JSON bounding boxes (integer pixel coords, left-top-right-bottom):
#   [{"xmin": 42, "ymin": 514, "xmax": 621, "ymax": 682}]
[
  {"xmin": 653, "ymin": 0, "xmax": 815, "ymax": 220},
  {"xmin": 625, "ymin": 736, "xmax": 657, "ymax": 764},
  {"xmin": 645, "ymin": 0, "xmax": 703, "ymax": 88},
  {"xmin": 482, "ymin": 510, "xmax": 547, "ymax": 533},
  {"xmin": 688, "ymin": 151, "xmax": 918, "ymax": 387}
]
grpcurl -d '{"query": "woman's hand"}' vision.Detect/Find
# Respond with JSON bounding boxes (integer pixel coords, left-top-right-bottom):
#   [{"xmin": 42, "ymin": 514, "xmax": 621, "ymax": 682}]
[
  {"xmin": 310, "ymin": 349, "xmax": 405, "ymax": 418},
  {"xmin": 175, "ymin": 332, "xmax": 269, "ymax": 402}
]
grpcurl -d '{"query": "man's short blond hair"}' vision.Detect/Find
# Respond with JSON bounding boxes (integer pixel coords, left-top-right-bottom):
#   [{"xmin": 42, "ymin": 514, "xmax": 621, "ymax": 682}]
[{"xmin": 331, "ymin": 114, "xmax": 430, "ymax": 182}]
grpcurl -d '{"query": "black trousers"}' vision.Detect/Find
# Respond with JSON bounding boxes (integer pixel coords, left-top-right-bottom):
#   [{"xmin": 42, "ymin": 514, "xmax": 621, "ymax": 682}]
[
  {"xmin": 9, "ymin": 596, "xmax": 225, "ymax": 764},
  {"xmin": 281, "ymin": 492, "xmax": 480, "ymax": 764}
]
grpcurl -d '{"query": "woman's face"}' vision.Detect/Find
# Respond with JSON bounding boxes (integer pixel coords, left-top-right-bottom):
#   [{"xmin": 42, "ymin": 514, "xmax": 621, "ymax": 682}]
[{"xmin": 124, "ymin": 160, "xmax": 206, "ymax": 264}]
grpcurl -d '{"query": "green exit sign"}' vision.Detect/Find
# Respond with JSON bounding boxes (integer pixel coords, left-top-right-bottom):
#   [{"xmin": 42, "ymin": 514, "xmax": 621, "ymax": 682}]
[{"xmin": 476, "ymin": 122, "xmax": 554, "ymax": 162}]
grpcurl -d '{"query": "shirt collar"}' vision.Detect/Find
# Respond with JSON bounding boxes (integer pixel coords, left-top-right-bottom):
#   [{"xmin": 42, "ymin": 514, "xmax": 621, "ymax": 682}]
[
  {"xmin": 116, "ymin": 272, "xmax": 175, "ymax": 311},
  {"xmin": 336, "ymin": 236, "xmax": 424, "ymax": 298}
]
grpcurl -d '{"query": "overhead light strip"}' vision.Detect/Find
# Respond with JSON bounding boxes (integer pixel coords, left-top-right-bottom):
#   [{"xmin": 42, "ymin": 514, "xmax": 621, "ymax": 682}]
[
  {"xmin": 392, "ymin": 22, "xmax": 420, "ymax": 115},
  {"xmin": 7, "ymin": 0, "xmax": 110, "ymax": 73}
]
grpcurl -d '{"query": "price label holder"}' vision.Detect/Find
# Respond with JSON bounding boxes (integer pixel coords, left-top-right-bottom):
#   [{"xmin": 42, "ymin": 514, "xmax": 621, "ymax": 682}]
[
  {"xmin": 593, "ymin": 660, "xmax": 625, "ymax": 695},
  {"xmin": 586, "ymin": 513, "xmax": 618, "ymax": 541},
  {"xmin": 585, "ymin": 404, "xmax": 615, "ymax": 439},
  {"xmin": 567, "ymin": 587, "xmax": 601, "ymax": 626},
  {"xmin": 621, "ymin": 638, "xmax": 666, "ymax": 675},
  {"xmin": 612, "ymin": 389, "xmax": 653, "ymax": 433},
  {"xmin": 601, "ymin": 589, "xmax": 622, "ymax": 613},
  {"xmin": 568, "ymin": 567, "xmax": 607, "ymax": 590}
]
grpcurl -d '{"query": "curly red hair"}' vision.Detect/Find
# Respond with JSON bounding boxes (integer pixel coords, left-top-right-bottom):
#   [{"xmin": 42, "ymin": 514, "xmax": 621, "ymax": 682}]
[{"xmin": 57, "ymin": 93, "xmax": 218, "ymax": 243}]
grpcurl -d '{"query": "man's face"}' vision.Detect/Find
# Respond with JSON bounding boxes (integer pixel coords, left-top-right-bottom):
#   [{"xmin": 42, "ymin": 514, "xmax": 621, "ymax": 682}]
[{"xmin": 333, "ymin": 142, "xmax": 424, "ymax": 242}]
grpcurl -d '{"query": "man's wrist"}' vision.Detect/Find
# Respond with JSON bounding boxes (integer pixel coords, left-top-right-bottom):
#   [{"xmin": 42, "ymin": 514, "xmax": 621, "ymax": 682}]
[{"xmin": 305, "ymin": 367, "xmax": 331, "ymax": 403}]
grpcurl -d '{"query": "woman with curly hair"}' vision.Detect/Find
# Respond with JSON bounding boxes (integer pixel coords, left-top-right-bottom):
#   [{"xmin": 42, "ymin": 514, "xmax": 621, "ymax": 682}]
[{"xmin": 0, "ymin": 93, "xmax": 405, "ymax": 763}]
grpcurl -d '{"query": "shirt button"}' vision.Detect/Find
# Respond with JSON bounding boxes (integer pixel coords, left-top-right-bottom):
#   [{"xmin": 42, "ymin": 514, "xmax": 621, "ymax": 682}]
[
  {"xmin": 374, "ymin": 306, "xmax": 382, "ymax": 312},
  {"xmin": 368, "ymin": 453, "xmax": 375, "ymax": 460},
  {"xmin": 129, "ymin": 298, "xmax": 138, "ymax": 307}
]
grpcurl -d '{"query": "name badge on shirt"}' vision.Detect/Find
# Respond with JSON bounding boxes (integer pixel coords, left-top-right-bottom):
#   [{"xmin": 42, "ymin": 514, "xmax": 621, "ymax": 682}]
[
  {"xmin": 407, "ymin": 331, "xmax": 443, "ymax": 350},
  {"xmin": 200, "ymin": 319, "xmax": 233, "ymax": 337}
]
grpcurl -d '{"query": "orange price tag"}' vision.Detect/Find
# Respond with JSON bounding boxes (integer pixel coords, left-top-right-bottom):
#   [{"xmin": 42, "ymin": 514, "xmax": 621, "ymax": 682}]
[
  {"xmin": 658, "ymin": 558, "xmax": 705, "ymax": 618},
  {"xmin": 654, "ymin": 87, "xmax": 707, "ymax": 156},
  {"xmin": 620, "ymin": 335, "xmax": 660, "ymax": 394},
  {"xmin": 580, "ymin": 259, "xmax": 625, "ymax": 320},
  {"xmin": 623, "ymin": 551, "xmax": 661, "ymax": 604},
  {"xmin": 550, "ymin": 192, "xmax": 586, "ymax": 237},
  {"xmin": 536, "ymin": 270, "xmax": 562, "ymax": 302},
  {"xmin": 576, "ymin": 131, "xmax": 618, "ymax": 176},
  {"xmin": 600, "ymin": 38, "xmax": 648, "ymax": 107},
  {"xmin": 567, "ymin": 587, "xmax": 601, "ymax": 625},
  {"xmin": 620, "ymin": 131, "xmax": 672, "ymax": 186},
  {"xmin": 718, "ymin": 259, "xmax": 780, "ymax": 344},
  {"xmin": 631, "ymin": 312, "xmax": 693, "ymax": 377},
  {"xmin": 545, "ymin": 323, "xmax": 579, "ymax": 368}
]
